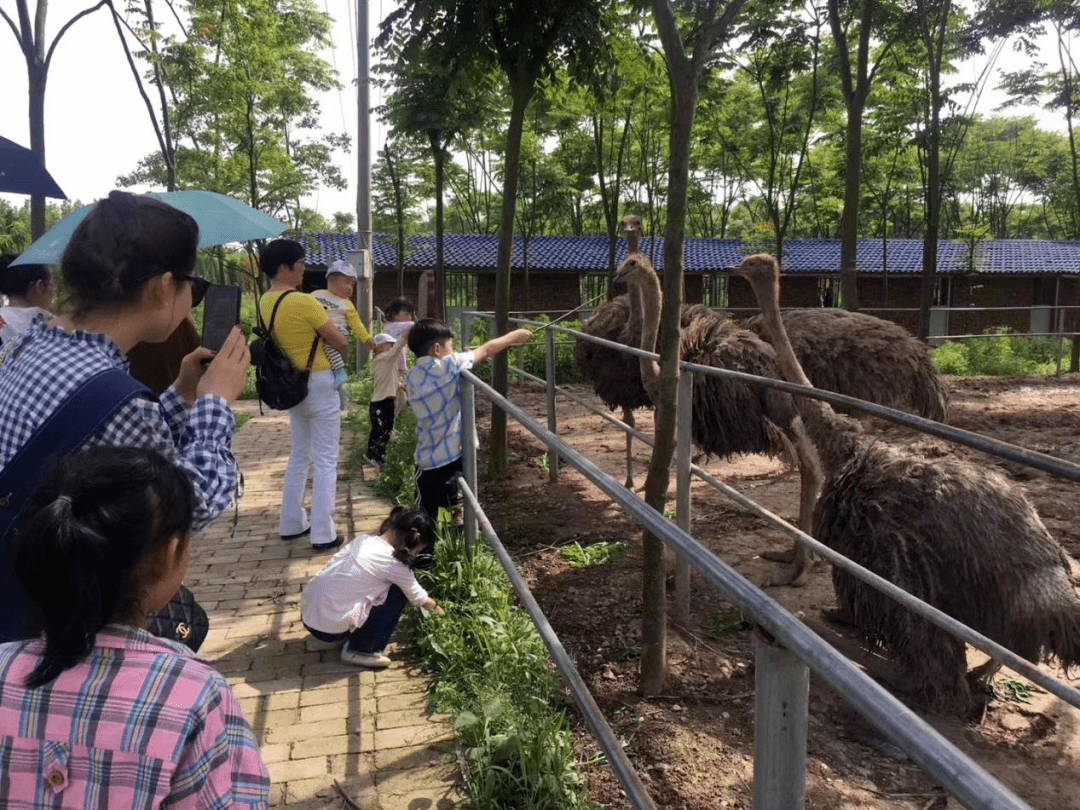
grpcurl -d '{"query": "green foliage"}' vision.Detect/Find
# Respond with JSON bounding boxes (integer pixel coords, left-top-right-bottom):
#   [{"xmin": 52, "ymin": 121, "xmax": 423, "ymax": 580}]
[
  {"xmin": 234, "ymin": 412, "xmax": 252, "ymax": 430},
  {"xmin": 706, "ymin": 610, "xmax": 752, "ymax": 640},
  {"xmin": 931, "ymin": 331, "xmax": 1072, "ymax": 376},
  {"xmin": 402, "ymin": 528, "xmax": 591, "ymax": 809},
  {"xmin": 558, "ymin": 541, "xmax": 626, "ymax": 570},
  {"xmin": 999, "ymin": 678, "xmax": 1044, "ymax": 704},
  {"xmin": 120, "ymin": 0, "xmax": 347, "ymax": 223}
]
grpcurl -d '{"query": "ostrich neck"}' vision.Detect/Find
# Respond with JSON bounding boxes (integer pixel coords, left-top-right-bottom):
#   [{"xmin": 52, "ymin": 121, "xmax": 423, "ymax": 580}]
[
  {"xmin": 627, "ymin": 230, "xmax": 640, "ymax": 255},
  {"xmin": 626, "ymin": 276, "xmax": 642, "ymax": 345},
  {"xmin": 632, "ymin": 270, "xmax": 663, "ymax": 402},
  {"xmin": 745, "ymin": 274, "xmax": 857, "ymax": 474}
]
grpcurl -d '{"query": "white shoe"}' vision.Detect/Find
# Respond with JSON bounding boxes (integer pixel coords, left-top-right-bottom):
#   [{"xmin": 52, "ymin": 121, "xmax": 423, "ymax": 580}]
[{"xmin": 340, "ymin": 648, "xmax": 391, "ymax": 668}]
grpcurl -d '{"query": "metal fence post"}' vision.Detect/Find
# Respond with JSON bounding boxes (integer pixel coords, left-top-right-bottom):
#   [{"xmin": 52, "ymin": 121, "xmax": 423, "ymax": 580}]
[
  {"xmin": 516, "ymin": 344, "xmax": 525, "ymax": 387},
  {"xmin": 461, "ymin": 377, "xmax": 478, "ymax": 553},
  {"xmin": 675, "ymin": 369, "xmax": 693, "ymax": 626},
  {"xmin": 545, "ymin": 327, "xmax": 559, "ymax": 482},
  {"xmin": 462, "ymin": 311, "xmax": 473, "ymax": 346},
  {"xmin": 754, "ymin": 633, "xmax": 809, "ymax": 810}
]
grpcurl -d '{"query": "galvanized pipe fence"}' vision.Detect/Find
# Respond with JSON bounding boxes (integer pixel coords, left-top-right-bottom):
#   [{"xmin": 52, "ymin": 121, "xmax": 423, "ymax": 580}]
[
  {"xmin": 452, "ymin": 309, "xmax": 1080, "ymax": 807},
  {"xmin": 458, "ymin": 370, "xmax": 1034, "ymax": 810}
]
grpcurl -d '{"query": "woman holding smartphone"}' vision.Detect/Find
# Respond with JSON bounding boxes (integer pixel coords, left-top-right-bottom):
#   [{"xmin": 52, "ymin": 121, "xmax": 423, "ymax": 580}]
[{"xmin": 0, "ymin": 191, "xmax": 250, "ymax": 642}]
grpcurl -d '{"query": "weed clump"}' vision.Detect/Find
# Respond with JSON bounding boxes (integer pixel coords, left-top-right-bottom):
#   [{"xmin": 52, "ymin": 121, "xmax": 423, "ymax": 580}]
[
  {"xmin": 931, "ymin": 330, "xmax": 1071, "ymax": 377},
  {"xmin": 403, "ymin": 529, "xmax": 592, "ymax": 809}
]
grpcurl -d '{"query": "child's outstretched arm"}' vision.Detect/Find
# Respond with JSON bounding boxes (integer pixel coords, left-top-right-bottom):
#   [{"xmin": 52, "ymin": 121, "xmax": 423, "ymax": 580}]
[{"xmin": 472, "ymin": 328, "xmax": 532, "ymax": 363}]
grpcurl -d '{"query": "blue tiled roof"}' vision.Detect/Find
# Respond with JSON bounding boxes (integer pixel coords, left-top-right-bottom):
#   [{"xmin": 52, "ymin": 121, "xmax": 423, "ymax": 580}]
[{"xmin": 298, "ymin": 233, "xmax": 1080, "ymax": 275}]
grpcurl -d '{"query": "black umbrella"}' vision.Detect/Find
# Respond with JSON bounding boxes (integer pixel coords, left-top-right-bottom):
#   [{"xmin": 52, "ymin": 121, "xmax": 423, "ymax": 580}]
[{"xmin": 0, "ymin": 135, "xmax": 66, "ymax": 198}]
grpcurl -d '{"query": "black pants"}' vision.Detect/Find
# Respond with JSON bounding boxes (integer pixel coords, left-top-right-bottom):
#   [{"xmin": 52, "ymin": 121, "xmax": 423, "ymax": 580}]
[
  {"xmin": 367, "ymin": 397, "xmax": 396, "ymax": 464},
  {"xmin": 414, "ymin": 457, "xmax": 463, "ymax": 522},
  {"xmin": 304, "ymin": 585, "xmax": 408, "ymax": 654}
]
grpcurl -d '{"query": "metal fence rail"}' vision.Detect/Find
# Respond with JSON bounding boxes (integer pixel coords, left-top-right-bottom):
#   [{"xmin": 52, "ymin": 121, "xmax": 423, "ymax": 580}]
[
  {"xmin": 503, "ymin": 350, "xmax": 1080, "ymax": 710},
  {"xmin": 459, "ymin": 370, "xmax": 1033, "ymax": 810}
]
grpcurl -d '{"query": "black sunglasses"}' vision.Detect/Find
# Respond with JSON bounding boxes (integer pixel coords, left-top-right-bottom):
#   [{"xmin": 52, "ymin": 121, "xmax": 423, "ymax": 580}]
[{"xmin": 187, "ymin": 276, "xmax": 210, "ymax": 308}]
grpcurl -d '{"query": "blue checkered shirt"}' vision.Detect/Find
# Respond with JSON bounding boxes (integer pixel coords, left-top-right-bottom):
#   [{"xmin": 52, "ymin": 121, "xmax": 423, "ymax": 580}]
[
  {"xmin": 405, "ymin": 351, "xmax": 475, "ymax": 470},
  {"xmin": 0, "ymin": 321, "xmax": 238, "ymax": 530}
]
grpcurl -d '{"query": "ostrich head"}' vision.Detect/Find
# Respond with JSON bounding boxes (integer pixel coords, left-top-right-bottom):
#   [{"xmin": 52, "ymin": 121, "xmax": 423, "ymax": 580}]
[
  {"xmin": 731, "ymin": 253, "xmax": 781, "ymax": 309},
  {"xmin": 622, "ymin": 213, "xmax": 642, "ymax": 236}
]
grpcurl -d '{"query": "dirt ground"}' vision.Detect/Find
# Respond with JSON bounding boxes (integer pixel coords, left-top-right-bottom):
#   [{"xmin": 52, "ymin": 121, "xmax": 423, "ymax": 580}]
[{"xmin": 474, "ymin": 374, "xmax": 1080, "ymax": 810}]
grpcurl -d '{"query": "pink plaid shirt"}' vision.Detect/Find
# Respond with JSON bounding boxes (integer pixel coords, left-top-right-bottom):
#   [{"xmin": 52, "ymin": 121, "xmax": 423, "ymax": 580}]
[{"xmin": 0, "ymin": 624, "xmax": 269, "ymax": 809}]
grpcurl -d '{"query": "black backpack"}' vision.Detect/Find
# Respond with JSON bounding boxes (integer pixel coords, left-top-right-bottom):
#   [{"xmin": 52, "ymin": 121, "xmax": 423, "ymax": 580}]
[{"xmin": 250, "ymin": 290, "xmax": 320, "ymax": 411}]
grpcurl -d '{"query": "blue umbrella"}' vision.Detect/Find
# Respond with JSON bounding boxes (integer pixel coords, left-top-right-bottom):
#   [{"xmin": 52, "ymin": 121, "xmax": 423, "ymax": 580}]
[
  {"xmin": 0, "ymin": 135, "xmax": 66, "ymax": 198},
  {"xmin": 10, "ymin": 190, "xmax": 287, "ymax": 266}
]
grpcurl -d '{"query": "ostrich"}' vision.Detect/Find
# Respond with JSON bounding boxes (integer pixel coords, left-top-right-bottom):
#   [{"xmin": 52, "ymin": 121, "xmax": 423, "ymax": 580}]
[
  {"xmin": 576, "ymin": 221, "xmax": 948, "ymax": 491},
  {"xmin": 617, "ymin": 254, "xmax": 822, "ymax": 586},
  {"xmin": 735, "ymin": 252, "xmax": 1080, "ymax": 714},
  {"xmin": 574, "ymin": 214, "xmax": 652, "ymax": 488}
]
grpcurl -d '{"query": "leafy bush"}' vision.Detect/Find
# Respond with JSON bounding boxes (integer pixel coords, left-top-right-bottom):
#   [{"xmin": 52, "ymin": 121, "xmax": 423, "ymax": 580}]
[
  {"xmin": 403, "ymin": 528, "xmax": 592, "ymax": 809},
  {"xmin": 931, "ymin": 330, "xmax": 1072, "ymax": 377}
]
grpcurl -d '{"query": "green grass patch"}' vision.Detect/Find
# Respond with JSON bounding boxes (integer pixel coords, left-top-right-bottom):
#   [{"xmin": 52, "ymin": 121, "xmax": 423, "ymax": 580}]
[
  {"xmin": 706, "ymin": 609, "xmax": 752, "ymax": 640},
  {"xmin": 402, "ymin": 528, "xmax": 593, "ymax": 809},
  {"xmin": 931, "ymin": 330, "xmax": 1072, "ymax": 377},
  {"xmin": 234, "ymin": 412, "xmax": 252, "ymax": 430},
  {"xmin": 999, "ymin": 678, "xmax": 1044, "ymax": 704},
  {"xmin": 558, "ymin": 541, "xmax": 626, "ymax": 570}
]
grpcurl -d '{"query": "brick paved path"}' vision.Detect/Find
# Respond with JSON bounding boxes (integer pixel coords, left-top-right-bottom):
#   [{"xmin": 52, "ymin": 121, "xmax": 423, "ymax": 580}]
[{"xmin": 187, "ymin": 401, "xmax": 460, "ymax": 809}]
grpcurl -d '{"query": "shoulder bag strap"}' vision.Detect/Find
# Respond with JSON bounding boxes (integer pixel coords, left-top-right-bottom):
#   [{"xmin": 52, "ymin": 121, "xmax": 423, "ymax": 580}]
[
  {"xmin": 0, "ymin": 368, "xmax": 150, "ymax": 641},
  {"xmin": 267, "ymin": 290, "xmax": 321, "ymax": 373}
]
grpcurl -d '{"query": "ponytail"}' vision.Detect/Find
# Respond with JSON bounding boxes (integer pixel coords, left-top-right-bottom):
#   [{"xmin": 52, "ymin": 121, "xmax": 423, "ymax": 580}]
[
  {"xmin": 381, "ymin": 507, "xmax": 435, "ymax": 569},
  {"xmin": 14, "ymin": 447, "xmax": 196, "ymax": 687}
]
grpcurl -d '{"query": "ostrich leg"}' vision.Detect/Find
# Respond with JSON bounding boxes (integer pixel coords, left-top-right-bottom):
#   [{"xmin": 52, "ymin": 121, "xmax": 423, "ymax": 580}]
[
  {"xmin": 623, "ymin": 407, "xmax": 635, "ymax": 488},
  {"xmin": 760, "ymin": 426, "xmax": 819, "ymax": 587}
]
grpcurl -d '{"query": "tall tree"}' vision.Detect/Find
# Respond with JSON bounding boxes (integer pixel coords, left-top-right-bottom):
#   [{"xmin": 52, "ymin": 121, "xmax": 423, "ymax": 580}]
[
  {"xmin": 376, "ymin": 16, "xmax": 495, "ymax": 318},
  {"xmin": 385, "ymin": 0, "xmax": 612, "ymax": 476},
  {"xmin": 827, "ymin": 0, "xmax": 906, "ymax": 310},
  {"xmin": 119, "ymin": 0, "xmax": 347, "ymax": 225},
  {"xmin": 1, "ymin": 0, "xmax": 109, "ymax": 236},
  {"xmin": 644, "ymin": 0, "xmax": 748, "ymax": 696}
]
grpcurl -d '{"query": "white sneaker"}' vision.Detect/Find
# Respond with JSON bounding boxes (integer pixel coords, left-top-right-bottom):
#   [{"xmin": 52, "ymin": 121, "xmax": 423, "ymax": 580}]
[{"xmin": 340, "ymin": 648, "xmax": 391, "ymax": 668}]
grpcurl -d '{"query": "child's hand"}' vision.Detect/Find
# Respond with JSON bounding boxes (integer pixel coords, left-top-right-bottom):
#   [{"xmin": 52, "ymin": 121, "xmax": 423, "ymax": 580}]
[{"xmin": 509, "ymin": 328, "xmax": 532, "ymax": 346}]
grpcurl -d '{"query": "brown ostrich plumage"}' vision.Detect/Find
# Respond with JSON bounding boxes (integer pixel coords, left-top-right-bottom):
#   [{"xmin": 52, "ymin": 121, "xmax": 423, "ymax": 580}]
[
  {"xmin": 741, "ymin": 308, "xmax": 949, "ymax": 422},
  {"xmin": 574, "ymin": 294, "xmax": 653, "ymax": 412},
  {"xmin": 736, "ymin": 252, "xmax": 1080, "ymax": 714}
]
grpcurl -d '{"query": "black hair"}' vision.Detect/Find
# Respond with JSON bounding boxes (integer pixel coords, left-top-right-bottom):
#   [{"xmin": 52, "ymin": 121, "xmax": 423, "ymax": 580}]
[
  {"xmin": 14, "ymin": 446, "xmax": 197, "ymax": 688},
  {"xmin": 61, "ymin": 191, "xmax": 198, "ymax": 318},
  {"xmin": 385, "ymin": 296, "xmax": 415, "ymax": 320},
  {"xmin": 259, "ymin": 239, "xmax": 305, "ymax": 278},
  {"xmin": 0, "ymin": 254, "xmax": 51, "ymax": 298},
  {"xmin": 379, "ymin": 506, "xmax": 435, "ymax": 569},
  {"xmin": 407, "ymin": 317, "xmax": 454, "ymax": 357}
]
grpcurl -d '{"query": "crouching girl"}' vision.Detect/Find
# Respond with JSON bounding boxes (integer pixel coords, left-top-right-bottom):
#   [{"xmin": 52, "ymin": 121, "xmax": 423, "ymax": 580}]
[{"xmin": 301, "ymin": 506, "xmax": 443, "ymax": 668}]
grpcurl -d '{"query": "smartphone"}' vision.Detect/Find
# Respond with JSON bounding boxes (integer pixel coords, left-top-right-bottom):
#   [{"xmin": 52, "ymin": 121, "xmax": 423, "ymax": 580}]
[{"xmin": 201, "ymin": 284, "xmax": 242, "ymax": 352}]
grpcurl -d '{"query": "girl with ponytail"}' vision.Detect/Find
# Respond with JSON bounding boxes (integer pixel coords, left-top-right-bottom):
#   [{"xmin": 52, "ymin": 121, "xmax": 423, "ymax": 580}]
[
  {"xmin": 0, "ymin": 446, "xmax": 270, "ymax": 808},
  {"xmin": 301, "ymin": 505, "xmax": 443, "ymax": 668}
]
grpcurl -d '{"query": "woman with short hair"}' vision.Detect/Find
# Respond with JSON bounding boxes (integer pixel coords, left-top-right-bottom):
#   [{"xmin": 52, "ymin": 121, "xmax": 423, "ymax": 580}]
[
  {"xmin": 258, "ymin": 239, "xmax": 350, "ymax": 552},
  {"xmin": 0, "ymin": 255, "xmax": 56, "ymax": 344}
]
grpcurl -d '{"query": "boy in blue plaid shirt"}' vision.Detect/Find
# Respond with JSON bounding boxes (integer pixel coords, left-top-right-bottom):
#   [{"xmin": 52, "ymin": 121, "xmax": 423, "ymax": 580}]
[{"xmin": 405, "ymin": 318, "xmax": 531, "ymax": 522}]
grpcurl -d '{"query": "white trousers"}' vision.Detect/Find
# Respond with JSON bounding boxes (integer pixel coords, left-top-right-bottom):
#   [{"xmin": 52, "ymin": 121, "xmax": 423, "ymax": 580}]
[{"xmin": 280, "ymin": 370, "xmax": 341, "ymax": 545}]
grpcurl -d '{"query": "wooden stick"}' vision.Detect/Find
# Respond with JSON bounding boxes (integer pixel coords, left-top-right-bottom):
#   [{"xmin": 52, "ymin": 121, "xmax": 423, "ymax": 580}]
[{"xmin": 528, "ymin": 293, "xmax": 606, "ymax": 334}]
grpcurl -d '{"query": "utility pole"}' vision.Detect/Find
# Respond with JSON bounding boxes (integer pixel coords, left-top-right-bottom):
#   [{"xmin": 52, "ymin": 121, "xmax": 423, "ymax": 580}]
[{"xmin": 355, "ymin": 0, "xmax": 373, "ymax": 369}]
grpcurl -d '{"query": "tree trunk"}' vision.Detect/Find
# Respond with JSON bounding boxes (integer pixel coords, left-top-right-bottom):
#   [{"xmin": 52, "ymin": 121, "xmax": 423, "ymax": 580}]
[
  {"xmin": 433, "ymin": 137, "xmax": 446, "ymax": 321},
  {"xmin": 489, "ymin": 74, "xmax": 533, "ymax": 477},
  {"xmin": 918, "ymin": 45, "xmax": 944, "ymax": 340},
  {"xmin": 839, "ymin": 100, "xmax": 864, "ymax": 310},
  {"xmin": 28, "ymin": 62, "xmax": 47, "ymax": 238}
]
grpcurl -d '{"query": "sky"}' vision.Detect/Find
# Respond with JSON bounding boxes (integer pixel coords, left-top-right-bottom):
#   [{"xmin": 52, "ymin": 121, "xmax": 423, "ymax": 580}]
[{"xmin": 0, "ymin": 2, "xmax": 1069, "ymax": 223}]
